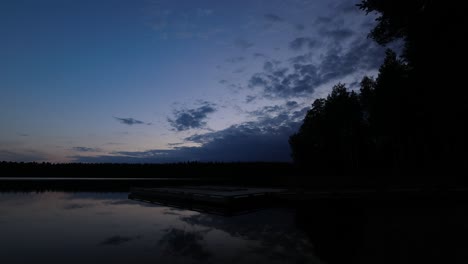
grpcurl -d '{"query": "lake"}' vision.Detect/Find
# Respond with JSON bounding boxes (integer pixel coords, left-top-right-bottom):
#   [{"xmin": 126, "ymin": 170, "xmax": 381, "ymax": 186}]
[
  {"xmin": 0, "ymin": 191, "xmax": 319, "ymax": 264},
  {"xmin": 2, "ymin": 186, "xmax": 468, "ymax": 264}
]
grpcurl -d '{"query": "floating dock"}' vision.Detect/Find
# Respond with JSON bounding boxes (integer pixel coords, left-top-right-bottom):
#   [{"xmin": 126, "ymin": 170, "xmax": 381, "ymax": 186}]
[{"xmin": 129, "ymin": 186, "xmax": 287, "ymax": 216}]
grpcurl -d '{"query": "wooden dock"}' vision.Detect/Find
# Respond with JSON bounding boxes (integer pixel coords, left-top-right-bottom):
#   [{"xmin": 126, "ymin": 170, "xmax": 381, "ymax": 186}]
[
  {"xmin": 128, "ymin": 186, "xmax": 287, "ymax": 216},
  {"xmin": 128, "ymin": 186, "xmax": 468, "ymax": 216}
]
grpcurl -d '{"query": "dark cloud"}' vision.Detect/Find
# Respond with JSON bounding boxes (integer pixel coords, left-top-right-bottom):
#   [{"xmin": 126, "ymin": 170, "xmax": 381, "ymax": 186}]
[
  {"xmin": 233, "ymin": 68, "xmax": 245, "ymax": 74},
  {"xmin": 0, "ymin": 149, "xmax": 47, "ymax": 162},
  {"xmin": 295, "ymin": 24, "xmax": 305, "ymax": 31},
  {"xmin": 234, "ymin": 39, "xmax": 254, "ymax": 50},
  {"xmin": 253, "ymin": 52, "xmax": 267, "ymax": 59},
  {"xmin": 263, "ymin": 61, "xmax": 274, "ymax": 72},
  {"xmin": 348, "ymin": 80, "xmax": 360, "ymax": 89},
  {"xmin": 168, "ymin": 102, "xmax": 216, "ymax": 131},
  {"xmin": 225, "ymin": 56, "xmax": 245, "ymax": 63},
  {"xmin": 99, "ymin": 235, "xmax": 138, "ymax": 246},
  {"xmin": 114, "ymin": 117, "xmax": 150, "ymax": 126},
  {"xmin": 72, "ymin": 147, "xmax": 100, "ymax": 152},
  {"xmin": 289, "ymin": 52, "xmax": 313, "ymax": 64},
  {"xmin": 74, "ymin": 105, "xmax": 309, "ymax": 163},
  {"xmin": 247, "ymin": 101, "xmax": 302, "ymax": 119},
  {"xmin": 245, "ymin": 95, "xmax": 257, "ymax": 103},
  {"xmin": 228, "ymin": 83, "xmax": 242, "ymax": 90},
  {"xmin": 286, "ymin": 101, "xmax": 299, "ymax": 108},
  {"xmin": 319, "ymin": 38, "xmax": 384, "ymax": 79},
  {"xmin": 167, "ymin": 142, "xmax": 184, "ymax": 146},
  {"xmin": 333, "ymin": 1, "xmax": 360, "ymax": 13},
  {"xmin": 319, "ymin": 28, "xmax": 355, "ymax": 41},
  {"xmin": 289, "ymin": 37, "xmax": 317, "ymax": 51},
  {"xmin": 248, "ymin": 37, "xmax": 385, "ymax": 99},
  {"xmin": 183, "ymin": 108, "xmax": 305, "ymax": 160},
  {"xmin": 248, "ymin": 105, "xmax": 283, "ymax": 117},
  {"xmin": 264, "ymin": 13, "xmax": 284, "ymax": 22},
  {"xmin": 262, "ymin": 60, "xmax": 285, "ymax": 74},
  {"xmin": 313, "ymin": 9, "xmax": 360, "ymax": 42},
  {"xmin": 218, "ymin": 79, "xmax": 228, "ymax": 84},
  {"xmin": 315, "ymin": 16, "xmax": 333, "ymax": 25},
  {"xmin": 248, "ymin": 62, "xmax": 319, "ymax": 98}
]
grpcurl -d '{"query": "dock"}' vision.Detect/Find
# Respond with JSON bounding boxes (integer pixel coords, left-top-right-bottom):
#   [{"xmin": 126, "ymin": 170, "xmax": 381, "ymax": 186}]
[
  {"xmin": 128, "ymin": 186, "xmax": 287, "ymax": 216},
  {"xmin": 128, "ymin": 186, "xmax": 468, "ymax": 216}
]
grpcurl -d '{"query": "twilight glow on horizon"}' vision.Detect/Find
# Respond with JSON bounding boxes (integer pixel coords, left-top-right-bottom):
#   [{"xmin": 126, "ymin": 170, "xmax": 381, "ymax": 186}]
[{"xmin": 0, "ymin": 0, "xmax": 386, "ymax": 163}]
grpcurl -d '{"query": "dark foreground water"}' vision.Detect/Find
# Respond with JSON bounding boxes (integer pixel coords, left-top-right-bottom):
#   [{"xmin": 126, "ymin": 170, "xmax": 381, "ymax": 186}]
[
  {"xmin": 0, "ymin": 192, "xmax": 319, "ymax": 264},
  {"xmin": 2, "ymin": 189, "xmax": 468, "ymax": 264}
]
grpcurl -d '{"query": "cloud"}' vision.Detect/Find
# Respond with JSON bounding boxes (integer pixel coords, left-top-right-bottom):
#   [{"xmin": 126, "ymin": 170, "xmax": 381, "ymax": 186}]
[
  {"xmin": 248, "ymin": 62, "xmax": 319, "ymax": 98},
  {"xmin": 233, "ymin": 68, "xmax": 245, "ymax": 74},
  {"xmin": 225, "ymin": 56, "xmax": 245, "ymax": 63},
  {"xmin": 167, "ymin": 142, "xmax": 184, "ymax": 147},
  {"xmin": 253, "ymin": 53, "xmax": 267, "ymax": 59},
  {"xmin": 184, "ymin": 110, "xmax": 304, "ymax": 161},
  {"xmin": 286, "ymin": 101, "xmax": 299, "ymax": 108},
  {"xmin": 333, "ymin": 1, "xmax": 360, "ymax": 13},
  {"xmin": 289, "ymin": 37, "xmax": 318, "ymax": 51},
  {"xmin": 319, "ymin": 38, "xmax": 384, "ymax": 79},
  {"xmin": 0, "ymin": 149, "xmax": 47, "ymax": 162},
  {"xmin": 295, "ymin": 24, "xmax": 305, "ymax": 31},
  {"xmin": 319, "ymin": 28, "xmax": 354, "ymax": 41},
  {"xmin": 289, "ymin": 52, "xmax": 313, "ymax": 64},
  {"xmin": 234, "ymin": 39, "xmax": 254, "ymax": 50},
  {"xmin": 249, "ymin": 75, "xmax": 269, "ymax": 88},
  {"xmin": 315, "ymin": 16, "xmax": 333, "ymax": 25},
  {"xmin": 264, "ymin": 13, "xmax": 284, "ymax": 22},
  {"xmin": 74, "ymin": 104, "xmax": 309, "ymax": 163},
  {"xmin": 114, "ymin": 117, "xmax": 150, "ymax": 126},
  {"xmin": 245, "ymin": 95, "xmax": 257, "ymax": 103},
  {"xmin": 72, "ymin": 147, "xmax": 101, "ymax": 152},
  {"xmin": 168, "ymin": 102, "xmax": 217, "ymax": 131},
  {"xmin": 248, "ymin": 105, "xmax": 283, "ymax": 117},
  {"xmin": 248, "ymin": 37, "xmax": 385, "ymax": 99},
  {"xmin": 247, "ymin": 101, "xmax": 301, "ymax": 119}
]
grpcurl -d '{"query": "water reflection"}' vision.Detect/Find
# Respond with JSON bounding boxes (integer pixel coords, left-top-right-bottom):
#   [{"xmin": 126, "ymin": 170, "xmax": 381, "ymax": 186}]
[{"xmin": 0, "ymin": 192, "xmax": 319, "ymax": 264}]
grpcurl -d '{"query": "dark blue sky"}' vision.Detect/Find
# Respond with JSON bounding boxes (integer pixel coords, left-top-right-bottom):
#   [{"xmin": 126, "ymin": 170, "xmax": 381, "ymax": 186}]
[{"xmin": 0, "ymin": 0, "xmax": 386, "ymax": 163}]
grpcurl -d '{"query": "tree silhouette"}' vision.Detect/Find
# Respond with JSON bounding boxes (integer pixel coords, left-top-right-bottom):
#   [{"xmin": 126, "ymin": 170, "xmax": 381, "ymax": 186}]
[
  {"xmin": 358, "ymin": 0, "xmax": 468, "ymax": 177},
  {"xmin": 291, "ymin": 1, "xmax": 468, "ymax": 181},
  {"xmin": 290, "ymin": 83, "xmax": 366, "ymax": 175}
]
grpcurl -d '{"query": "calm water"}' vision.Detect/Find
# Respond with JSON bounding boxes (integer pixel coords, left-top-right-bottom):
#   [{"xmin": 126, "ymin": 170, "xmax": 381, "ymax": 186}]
[{"xmin": 0, "ymin": 192, "xmax": 319, "ymax": 264}]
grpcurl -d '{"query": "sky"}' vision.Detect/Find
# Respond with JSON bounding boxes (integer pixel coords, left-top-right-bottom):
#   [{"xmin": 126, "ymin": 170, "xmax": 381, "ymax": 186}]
[{"xmin": 0, "ymin": 0, "xmax": 387, "ymax": 163}]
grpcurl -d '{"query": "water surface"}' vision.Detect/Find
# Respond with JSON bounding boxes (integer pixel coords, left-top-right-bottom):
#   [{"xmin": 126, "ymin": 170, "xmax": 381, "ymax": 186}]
[{"xmin": 0, "ymin": 192, "xmax": 319, "ymax": 264}]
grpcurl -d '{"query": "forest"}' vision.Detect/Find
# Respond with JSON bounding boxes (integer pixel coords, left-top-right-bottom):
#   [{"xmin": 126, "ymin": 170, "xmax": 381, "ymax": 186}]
[{"xmin": 290, "ymin": 0, "xmax": 467, "ymax": 186}]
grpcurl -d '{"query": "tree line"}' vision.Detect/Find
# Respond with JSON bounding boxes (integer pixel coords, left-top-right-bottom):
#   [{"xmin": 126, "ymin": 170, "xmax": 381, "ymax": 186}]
[{"xmin": 290, "ymin": 0, "xmax": 468, "ymax": 184}]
